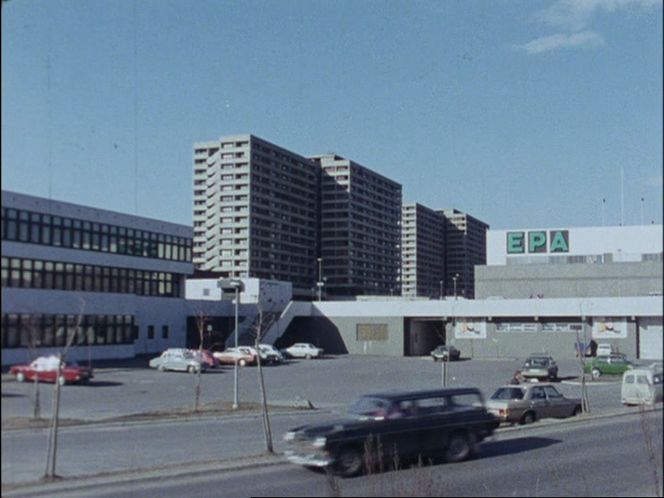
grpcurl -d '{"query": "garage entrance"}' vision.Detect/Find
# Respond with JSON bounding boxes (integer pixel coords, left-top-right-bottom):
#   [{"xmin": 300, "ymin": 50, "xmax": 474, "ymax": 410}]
[{"xmin": 404, "ymin": 318, "xmax": 446, "ymax": 356}]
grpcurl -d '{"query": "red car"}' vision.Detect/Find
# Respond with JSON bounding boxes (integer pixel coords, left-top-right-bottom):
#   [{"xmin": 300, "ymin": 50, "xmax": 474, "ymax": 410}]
[
  {"xmin": 10, "ymin": 356, "xmax": 93, "ymax": 385},
  {"xmin": 189, "ymin": 349, "xmax": 220, "ymax": 368}
]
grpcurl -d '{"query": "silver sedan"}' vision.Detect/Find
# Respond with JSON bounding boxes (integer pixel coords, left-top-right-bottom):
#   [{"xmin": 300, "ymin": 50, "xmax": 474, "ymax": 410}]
[{"xmin": 486, "ymin": 384, "xmax": 582, "ymax": 425}]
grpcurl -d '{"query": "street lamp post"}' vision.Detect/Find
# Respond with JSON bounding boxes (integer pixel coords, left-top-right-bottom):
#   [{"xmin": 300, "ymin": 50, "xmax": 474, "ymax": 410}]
[
  {"xmin": 439, "ymin": 280, "xmax": 443, "ymax": 300},
  {"xmin": 218, "ymin": 278, "xmax": 243, "ymax": 409},
  {"xmin": 453, "ymin": 274, "xmax": 459, "ymax": 300},
  {"xmin": 317, "ymin": 258, "xmax": 324, "ymax": 302}
]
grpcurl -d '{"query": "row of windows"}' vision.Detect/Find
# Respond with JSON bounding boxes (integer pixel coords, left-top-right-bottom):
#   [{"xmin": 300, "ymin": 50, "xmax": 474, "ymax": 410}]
[
  {"xmin": 2, "ymin": 207, "xmax": 192, "ymax": 262},
  {"xmin": 1, "ymin": 313, "xmax": 135, "ymax": 349},
  {"xmin": 1, "ymin": 257, "xmax": 182, "ymax": 298}
]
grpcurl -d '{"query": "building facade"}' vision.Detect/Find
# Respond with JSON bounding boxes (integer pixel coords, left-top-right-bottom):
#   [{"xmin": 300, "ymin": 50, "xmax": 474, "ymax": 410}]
[
  {"xmin": 1, "ymin": 191, "xmax": 193, "ymax": 365},
  {"xmin": 193, "ymin": 135, "xmax": 320, "ymax": 296},
  {"xmin": 401, "ymin": 203, "xmax": 445, "ymax": 298},
  {"xmin": 476, "ymin": 225, "xmax": 663, "ymax": 300},
  {"xmin": 437, "ymin": 209, "xmax": 489, "ymax": 299},
  {"xmin": 312, "ymin": 154, "xmax": 402, "ymax": 297}
]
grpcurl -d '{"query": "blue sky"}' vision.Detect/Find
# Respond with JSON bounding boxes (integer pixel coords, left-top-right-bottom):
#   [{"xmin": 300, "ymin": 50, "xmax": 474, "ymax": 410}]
[{"xmin": 2, "ymin": 0, "xmax": 662, "ymax": 229}]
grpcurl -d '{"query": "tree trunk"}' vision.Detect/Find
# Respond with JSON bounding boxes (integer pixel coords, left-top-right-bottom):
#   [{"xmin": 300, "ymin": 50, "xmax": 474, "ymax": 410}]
[
  {"xmin": 33, "ymin": 374, "xmax": 41, "ymax": 420},
  {"xmin": 45, "ymin": 355, "xmax": 63, "ymax": 479}
]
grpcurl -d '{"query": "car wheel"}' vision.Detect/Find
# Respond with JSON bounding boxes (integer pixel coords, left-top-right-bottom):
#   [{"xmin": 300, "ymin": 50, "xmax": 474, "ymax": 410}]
[
  {"xmin": 572, "ymin": 405, "xmax": 582, "ymax": 416},
  {"xmin": 58, "ymin": 376, "xmax": 66, "ymax": 386},
  {"xmin": 445, "ymin": 432, "xmax": 472, "ymax": 463},
  {"xmin": 238, "ymin": 359, "xmax": 246, "ymax": 367},
  {"xmin": 158, "ymin": 365, "xmax": 166, "ymax": 372},
  {"xmin": 591, "ymin": 368, "xmax": 601, "ymax": 380},
  {"xmin": 335, "ymin": 446, "xmax": 363, "ymax": 477},
  {"xmin": 520, "ymin": 411, "xmax": 536, "ymax": 425},
  {"xmin": 187, "ymin": 365, "xmax": 197, "ymax": 374},
  {"xmin": 16, "ymin": 372, "xmax": 26, "ymax": 382},
  {"xmin": 305, "ymin": 354, "xmax": 312, "ymax": 360}
]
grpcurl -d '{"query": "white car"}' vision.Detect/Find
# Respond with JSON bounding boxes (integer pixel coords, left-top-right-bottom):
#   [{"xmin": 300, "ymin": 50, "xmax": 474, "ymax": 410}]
[
  {"xmin": 282, "ymin": 343, "xmax": 323, "ymax": 359},
  {"xmin": 149, "ymin": 350, "xmax": 206, "ymax": 373}
]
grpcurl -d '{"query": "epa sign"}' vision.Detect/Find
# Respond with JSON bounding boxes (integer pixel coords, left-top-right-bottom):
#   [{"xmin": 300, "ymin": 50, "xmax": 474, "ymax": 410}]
[{"xmin": 506, "ymin": 230, "xmax": 569, "ymax": 254}]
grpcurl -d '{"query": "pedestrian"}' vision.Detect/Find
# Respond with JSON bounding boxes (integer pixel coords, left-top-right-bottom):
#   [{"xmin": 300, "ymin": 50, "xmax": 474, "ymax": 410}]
[{"xmin": 509, "ymin": 370, "xmax": 522, "ymax": 385}]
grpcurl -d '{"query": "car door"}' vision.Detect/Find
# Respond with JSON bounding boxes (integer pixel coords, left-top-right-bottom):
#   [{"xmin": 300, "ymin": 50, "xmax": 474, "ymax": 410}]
[
  {"xmin": 542, "ymin": 386, "xmax": 570, "ymax": 417},
  {"xmin": 529, "ymin": 386, "xmax": 551, "ymax": 418}
]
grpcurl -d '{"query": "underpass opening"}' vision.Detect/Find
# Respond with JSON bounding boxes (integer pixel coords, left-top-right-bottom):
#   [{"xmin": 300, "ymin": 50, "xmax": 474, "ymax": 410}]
[{"xmin": 405, "ymin": 317, "xmax": 447, "ymax": 356}]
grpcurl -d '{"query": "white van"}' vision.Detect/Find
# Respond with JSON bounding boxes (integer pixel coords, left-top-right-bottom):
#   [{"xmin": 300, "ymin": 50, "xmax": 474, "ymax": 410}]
[{"xmin": 621, "ymin": 368, "xmax": 663, "ymax": 406}]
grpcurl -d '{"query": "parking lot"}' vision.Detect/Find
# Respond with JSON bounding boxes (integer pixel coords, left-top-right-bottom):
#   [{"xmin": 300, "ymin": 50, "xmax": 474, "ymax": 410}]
[{"xmin": 1, "ymin": 354, "xmax": 631, "ymax": 423}]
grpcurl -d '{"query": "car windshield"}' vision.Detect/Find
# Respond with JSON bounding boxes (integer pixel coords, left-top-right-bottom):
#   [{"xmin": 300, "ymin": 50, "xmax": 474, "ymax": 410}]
[
  {"xmin": 528, "ymin": 358, "xmax": 549, "ymax": 367},
  {"xmin": 348, "ymin": 396, "xmax": 390, "ymax": 417},
  {"xmin": 491, "ymin": 388, "xmax": 525, "ymax": 400}
]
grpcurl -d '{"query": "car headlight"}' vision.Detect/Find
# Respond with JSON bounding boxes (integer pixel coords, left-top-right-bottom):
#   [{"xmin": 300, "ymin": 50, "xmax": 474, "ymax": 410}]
[
  {"xmin": 284, "ymin": 431, "xmax": 296, "ymax": 441},
  {"xmin": 313, "ymin": 437, "xmax": 327, "ymax": 448}
]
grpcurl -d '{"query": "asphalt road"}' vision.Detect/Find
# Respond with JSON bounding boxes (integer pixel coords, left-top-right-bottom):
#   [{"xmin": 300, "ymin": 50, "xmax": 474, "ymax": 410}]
[{"xmin": 4, "ymin": 410, "xmax": 662, "ymax": 497}]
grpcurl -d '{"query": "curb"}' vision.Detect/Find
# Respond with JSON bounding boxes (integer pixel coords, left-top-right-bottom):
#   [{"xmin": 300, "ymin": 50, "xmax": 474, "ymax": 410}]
[{"xmin": 1, "ymin": 453, "xmax": 287, "ymax": 497}]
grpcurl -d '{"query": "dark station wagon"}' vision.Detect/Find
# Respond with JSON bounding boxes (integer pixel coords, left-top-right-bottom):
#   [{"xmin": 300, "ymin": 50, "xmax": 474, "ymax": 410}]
[{"xmin": 284, "ymin": 387, "xmax": 499, "ymax": 477}]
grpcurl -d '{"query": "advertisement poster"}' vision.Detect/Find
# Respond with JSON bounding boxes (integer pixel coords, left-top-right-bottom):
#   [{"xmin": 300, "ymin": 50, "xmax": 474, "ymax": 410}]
[
  {"xmin": 592, "ymin": 317, "xmax": 627, "ymax": 339},
  {"xmin": 454, "ymin": 320, "xmax": 486, "ymax": 339}
]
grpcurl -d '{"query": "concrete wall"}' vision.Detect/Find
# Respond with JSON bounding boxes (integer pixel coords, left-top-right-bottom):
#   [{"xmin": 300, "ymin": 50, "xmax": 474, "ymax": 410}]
[
  {"xmin": 475, "ymin": 262, "xmax": 663, "ymax": 299},
  {"xmin": 445, "ymin": 320, "xmax": 638, "ymax": 360}
]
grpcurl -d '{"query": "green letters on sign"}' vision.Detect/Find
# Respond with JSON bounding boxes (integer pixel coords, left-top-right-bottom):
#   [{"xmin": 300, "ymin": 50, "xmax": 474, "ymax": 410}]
[
  {"xmin": 507, "ymin": 232, "xmax": 525, "ymax": 253},
  {"xmin": 528, "ymin": 231, "xmax": 547, "ymax": 253},
  {"xmin": 549, "ymin": 230, "xmax": 569, "ymax": 252}
]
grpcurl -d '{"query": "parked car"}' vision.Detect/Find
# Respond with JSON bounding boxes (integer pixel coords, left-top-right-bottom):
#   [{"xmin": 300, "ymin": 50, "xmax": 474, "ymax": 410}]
[
  {"xmin": 621, "ymin": 368, "xmax": 663, "ymax": 405},
  {"xmin": 10, "ymin": 355, "xmax": 93, "ymax": 385},
  {"xmin": 258, "ymin": 344, "xmax": 284, "ymax": 364},
  {"xmin": 284, "ymin": 387, "xmax": 499, "ymax": 477},
  {"xmin": 584, "ymin": 353, "xmax": 634, "ymax": 379},
  {"xmin": 213, "ymin": 347, "xmax": 256, "ymax": 366},
  {"xmin": 189, "ymin": 349, "xmax": 220, "ymax": 368},
  {"xmin": 149, "ymin": 349, "xmax": 206, "ymax": 373},
  {"xmin": 431, "ymin": 345, "xmax": 461, "ymax": 362},
  {"xmin": 596, "ymin": 343, "xmax": 618, "ymax": 357},
  {"xmin": 282, "ymin": 343, "xmax": 323, "ymax": 359},
  {"xmin": 486, "ymin": 384, "xmax": 582, "ymax": 425},
  {"xmin": 520, "ymin": 354, "xmax": 559, "ymax": 381}
]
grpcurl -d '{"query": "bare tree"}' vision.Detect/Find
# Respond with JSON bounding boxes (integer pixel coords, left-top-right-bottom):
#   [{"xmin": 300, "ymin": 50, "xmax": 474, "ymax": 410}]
[
  {"xmin": 575, "ymin": 328, "xmax": 591, "ymax": 414},
  {"xmin": 22, "ymin": 315, "xmax": 43, "ymax": 420},
  {"xmin": 44, "ymin": 299, "xmax": 85, "ymax": 480},
  {"xmin": 253, "ymin": 308, "xmax": 274, "ymax": 453},
  {"xmin": 193, "ymin": 308, "xmax": 208, "ymax": 412}
]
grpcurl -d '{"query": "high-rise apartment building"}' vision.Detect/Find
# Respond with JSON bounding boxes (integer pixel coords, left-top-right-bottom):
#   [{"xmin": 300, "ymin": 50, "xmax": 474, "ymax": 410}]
[
  {"xmin": 401, "ymin": 203, "xmax": 445, "ymax": 298},
  {"xmin": 193, "ymin": 135, "xmax": 320, "ymax": 294},
  {"xmin": 438, "ymin": 208, "xmax": 489, "ymax": 299},
  {"xmin": 311, "ymin": 154, "xmax": 402, "ymax": 297}
]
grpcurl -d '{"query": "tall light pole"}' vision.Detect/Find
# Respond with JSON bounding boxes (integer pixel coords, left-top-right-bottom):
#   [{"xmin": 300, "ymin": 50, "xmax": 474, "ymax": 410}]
[
  {"xmin": 317, "ymin": 258, "xmax": 324, "ymax": 302},
  {"xmin": 439, "ymin": 280, "xmax": 443, "ymax": 300},
  {"xmin": 453, "ymin": 273, "xmax": 459, "ymax": 300},
  {"xmin": 218, "ymin": 278, "xmax": 243, "ymax": 410}
]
